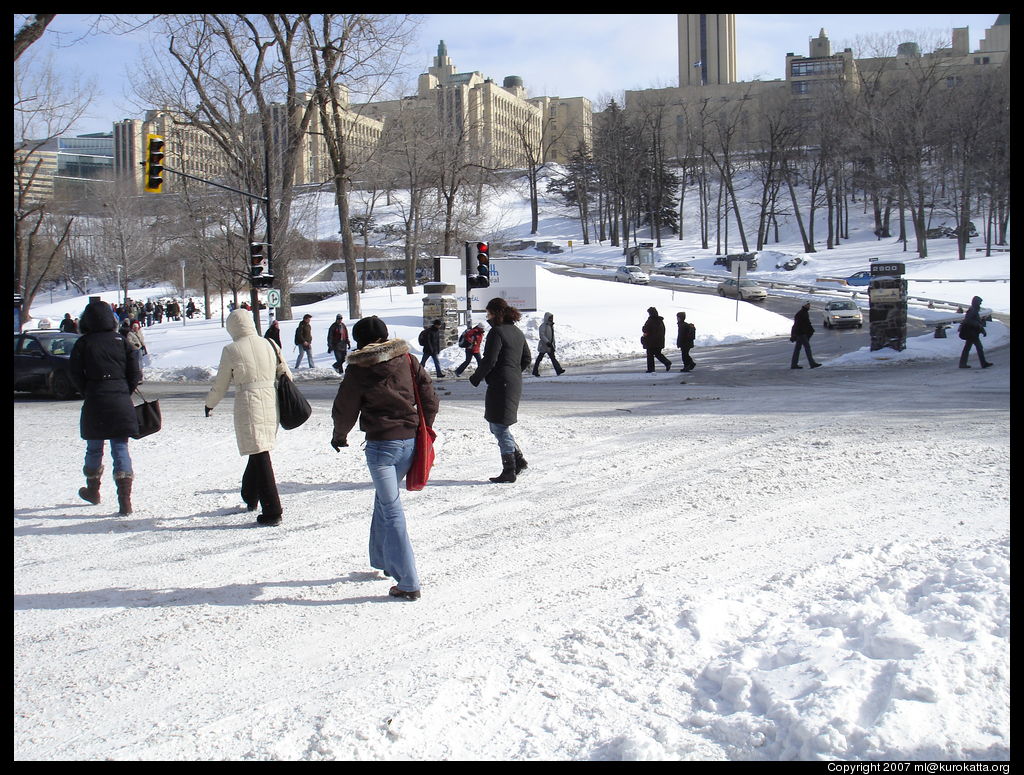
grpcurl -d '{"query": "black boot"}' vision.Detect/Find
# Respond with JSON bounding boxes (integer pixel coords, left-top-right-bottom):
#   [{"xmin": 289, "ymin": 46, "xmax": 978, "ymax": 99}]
[
  {"xmin": 489, "ymin": 454, "xmax": 518, "ymax": 483},
  {"xmin": 78, "ymin": 465, "xmax": 103, "ymax": 505},
  {"xmin": 513, "ymin": 447, "xmax": 529, "ymax": 474},
  {"xmin": 114, "ymin": 472, "xmax": 133, "ymax": 515}
]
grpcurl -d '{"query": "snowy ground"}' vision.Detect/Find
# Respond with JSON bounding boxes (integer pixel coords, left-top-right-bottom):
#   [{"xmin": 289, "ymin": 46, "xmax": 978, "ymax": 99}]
[{"xmin": 14, "ymin": 263, "xmax": 1010, "ymax": 760}]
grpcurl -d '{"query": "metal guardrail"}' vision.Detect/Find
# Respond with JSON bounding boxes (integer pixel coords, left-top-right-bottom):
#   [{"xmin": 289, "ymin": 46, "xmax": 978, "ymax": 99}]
[{"xmin": 544, "ymin": 258, "xmax": 1004, "ymax": 317}]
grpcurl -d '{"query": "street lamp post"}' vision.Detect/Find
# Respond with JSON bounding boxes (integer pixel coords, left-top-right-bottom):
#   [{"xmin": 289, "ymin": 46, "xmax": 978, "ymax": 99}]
[{"xmin": 180, "ymin": 260, "xmax": 186, "ymax": 327}]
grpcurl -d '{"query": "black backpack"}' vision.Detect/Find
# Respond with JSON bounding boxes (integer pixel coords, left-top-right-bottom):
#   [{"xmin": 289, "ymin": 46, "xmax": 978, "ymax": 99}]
[{"xmin": 418, "ymin": 329, "xmax": 428, "ymax": 346}]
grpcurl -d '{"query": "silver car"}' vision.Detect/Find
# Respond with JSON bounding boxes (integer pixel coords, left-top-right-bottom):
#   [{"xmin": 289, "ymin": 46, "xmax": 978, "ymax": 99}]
[
  {"xmin": 822, "ymin": 300, "xmax": 863, "ymax": 329},
  {"xmin": 615, "ymin": 266, "xmax": 650, "ymax": 284},
  {"xmin": 717, "ymin": 278, "xmax": 767, "ymax": 301}
]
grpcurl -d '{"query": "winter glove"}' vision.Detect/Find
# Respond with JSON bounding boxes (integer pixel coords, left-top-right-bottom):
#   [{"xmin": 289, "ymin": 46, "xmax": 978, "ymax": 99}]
[
  {"xmin": 204, "ymin": 406, "xmax": 213, "ymax": 417},
  {"xmin": 331, "ymin": 438, "xmax": 348, "ymax": 452},
  {"xmin": 469, "ymin": 374, "xmax": 481, "ymax": 387}
]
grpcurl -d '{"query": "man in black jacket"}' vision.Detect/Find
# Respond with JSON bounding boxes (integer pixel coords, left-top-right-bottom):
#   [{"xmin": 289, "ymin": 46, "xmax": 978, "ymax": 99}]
[
  {"xmin": 327, "ymin": 314, "xmax": 350, "ymax": 374},
  {"xmin": 419, "ymin": 319, "xmax": 444, "ymax": 378},
  {"xmin": 790, "ymin": 302, "xmax": 821, "ymax": 369},
  {"xmin": 958, "ymin": 296, "xmax": 993, "ymax": 369},
  {"xmin": 642, "ymin": 307, "xmax": 671, "ymax": 373}
]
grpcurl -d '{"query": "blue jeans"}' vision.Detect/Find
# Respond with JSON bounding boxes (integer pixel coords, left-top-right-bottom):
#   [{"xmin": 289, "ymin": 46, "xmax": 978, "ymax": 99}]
[
  {"xmin": 85, "ymin": 438, "xmax": 132, "ymax": 475},
  {"xmin": 365, "ymin": 438, "xmax": 420, "ymax": 592},
  {"xmin": 295, "ymin": 346, "xmax": 314, "ymax": 369},
  {"xmin": 488, "ymin": 422, "xmax": 517, "ymax": 456}
]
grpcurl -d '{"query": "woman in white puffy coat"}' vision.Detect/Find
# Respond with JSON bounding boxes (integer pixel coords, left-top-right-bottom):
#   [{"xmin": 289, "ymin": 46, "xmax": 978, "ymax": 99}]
[{"xmin": 205, "ymin": 309, "xmax": 292, "ymax": 526}]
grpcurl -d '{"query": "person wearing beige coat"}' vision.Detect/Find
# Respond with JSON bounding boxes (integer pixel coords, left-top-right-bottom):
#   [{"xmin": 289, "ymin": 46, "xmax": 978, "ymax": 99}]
[{"xmin": 205, "ymin": 309, "xmax": 292, "ymax": 526}]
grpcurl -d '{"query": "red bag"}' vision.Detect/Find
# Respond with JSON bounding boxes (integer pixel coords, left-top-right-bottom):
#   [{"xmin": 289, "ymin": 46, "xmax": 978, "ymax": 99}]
[{"xmin": 405, "ymin": 355, "xmax": 436, "ymax": 491}]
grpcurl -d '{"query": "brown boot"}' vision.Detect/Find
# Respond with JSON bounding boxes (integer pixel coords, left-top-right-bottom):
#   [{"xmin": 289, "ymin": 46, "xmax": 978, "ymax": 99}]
[
  {"xmin": 78, "ymin": 466, "xmax": 103, "ymax": 505},
  {"xmin": 114, "ymin": 472, "xmax": 133, "ymax": 516}
]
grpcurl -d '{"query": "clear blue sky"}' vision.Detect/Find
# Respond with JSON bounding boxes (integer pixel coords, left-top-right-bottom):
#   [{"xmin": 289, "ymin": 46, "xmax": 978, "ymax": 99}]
[{"xmin": 24, "ymin": 13, "xmax": 1002, "ymax": 136}]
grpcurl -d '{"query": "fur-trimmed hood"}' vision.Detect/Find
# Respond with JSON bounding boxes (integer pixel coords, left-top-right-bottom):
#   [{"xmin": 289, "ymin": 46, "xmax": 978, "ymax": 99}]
[{"xmin": 345, "ymin": 338, "xmax": 410, "ymax": 368}]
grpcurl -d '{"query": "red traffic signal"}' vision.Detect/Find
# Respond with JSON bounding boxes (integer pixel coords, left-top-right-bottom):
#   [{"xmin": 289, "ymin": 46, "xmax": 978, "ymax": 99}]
[{"xmin": 467, "ymin": 240, "xmax": 490, "ymax": 288}]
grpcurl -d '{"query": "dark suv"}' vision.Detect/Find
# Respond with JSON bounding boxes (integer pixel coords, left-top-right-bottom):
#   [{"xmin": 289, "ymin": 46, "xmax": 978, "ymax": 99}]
[
  {"xmin": 13, "ymin": 330, "xmax": 81, "ymax": 399},
  {"xmin": 714, "ymin": 252, "xmax": 758, "ymax": 271}
]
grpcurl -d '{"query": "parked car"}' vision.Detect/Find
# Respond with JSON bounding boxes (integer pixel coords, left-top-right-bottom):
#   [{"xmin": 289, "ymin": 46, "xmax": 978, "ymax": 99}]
[
  {"xmin": 658, "ymin": 261, "xmax": 694, "ymax": 275},
  {"xmin": 13, "ymin": 330, "xmax": 82, "ymax": 399},
  {"xmin": 844, "ymin": 271, "xmax": 873, "ymax": 286},
  {"xmin": 615, "ymin": 266, "xmax": 650, "ymax": 284},
  {"xmin": 822, "ymin": 300, "xmax": 864, "ymax": 329},
  {"xmin": 714, "ymin": 252, "xmax": 758, "ymax": 271},
  {"xmin": 717, "ymin": 278, "xmax": 767, "ymax": 301}
]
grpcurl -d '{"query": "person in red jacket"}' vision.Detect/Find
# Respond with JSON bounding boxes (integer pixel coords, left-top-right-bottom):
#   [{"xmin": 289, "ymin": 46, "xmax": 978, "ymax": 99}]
[{"xmin": 454, "ymin": 322, "xmax": 485, "ymax": 376}]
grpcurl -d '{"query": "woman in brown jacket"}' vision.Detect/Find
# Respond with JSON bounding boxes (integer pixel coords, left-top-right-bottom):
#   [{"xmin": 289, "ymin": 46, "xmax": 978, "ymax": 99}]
[{"xmin": 331, "ymin": 316, "xmax": 439, "ymax": 601}]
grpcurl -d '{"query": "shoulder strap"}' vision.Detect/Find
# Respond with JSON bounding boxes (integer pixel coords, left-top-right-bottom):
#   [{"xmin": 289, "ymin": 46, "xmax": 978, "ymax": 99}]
[{"xmin": 407, "ymin": 354, "xmax": 425, "ymax": 418}]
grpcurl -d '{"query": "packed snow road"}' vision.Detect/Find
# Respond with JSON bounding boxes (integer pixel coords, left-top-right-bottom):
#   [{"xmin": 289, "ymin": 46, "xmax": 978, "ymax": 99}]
[{"xmin": 13, "ymin": 342, "xmax": 1009, "ymax": 761}]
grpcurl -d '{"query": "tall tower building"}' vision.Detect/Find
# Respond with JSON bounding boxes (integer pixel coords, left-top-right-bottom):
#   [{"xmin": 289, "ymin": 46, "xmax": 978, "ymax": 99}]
[{"xmin": 678, "ymin": 13, "xmax": 737, "ymax": 87}]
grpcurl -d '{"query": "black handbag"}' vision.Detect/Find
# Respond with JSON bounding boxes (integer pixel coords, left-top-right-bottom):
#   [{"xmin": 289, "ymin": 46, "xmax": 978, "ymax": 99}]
[
  {"xmin": 272, "ymin": 342, "xmax": 311, "ymax": 430},
  {"xmin": 131, "ymin": 388, "xmax": 162, "ymax": 439}
]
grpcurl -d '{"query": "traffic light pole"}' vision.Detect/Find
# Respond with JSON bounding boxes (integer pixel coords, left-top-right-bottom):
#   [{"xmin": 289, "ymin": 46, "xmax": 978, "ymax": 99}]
[{"xmin": 150, "ymin": 163, "xmax": 274, "ymax": 334}]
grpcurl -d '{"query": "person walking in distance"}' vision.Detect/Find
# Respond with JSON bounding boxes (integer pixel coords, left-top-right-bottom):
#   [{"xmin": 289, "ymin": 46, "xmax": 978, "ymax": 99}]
[
  {"xmin": 205, "ymin": 309, "xmax": 292, "ymax": 526},
  {"xmin": 958, "ymin": 295, "xmax": 993, "ymax": 369},
  {"xmin": 327, "ymin": 314, "xmax": 351, "ymax": 374},
  {"xmin": 331, "ymin": 316, "xmax": 439, "ymax": 601},
  {"xmin": 676, "ymin": 311, "xmax": 696, "ymax": 372},
  {"xmin": 68, "ymin": 299, "xmax": 143, "ymax": 516},
  {"xmin": 532, "ymin": 312, "xmax": 565, "ymax": 376},
  {"xmin": 642, "ymin": 307, "xmax": 672, "ymax": 372},
  {"xmin": 469, "ymin": 298, "xmax": 533, "ymax": 483},
  {"xmin": 418, "ymin": 319, "xmax": 444, "ymax": 378},
  {"xmin": 264, "ymin": 318, "xmax": 282, "ymax": 349},
  {"xmin": 454, "ymin": 322, "xmax": 485, "ymax": 377},
  {"xmin": 790, "ymin": 302, "xmax": 822, "ymax": 369},
  {"xmin": 294, "ymin": 314, "xmax": 314, "ymax": 369}
]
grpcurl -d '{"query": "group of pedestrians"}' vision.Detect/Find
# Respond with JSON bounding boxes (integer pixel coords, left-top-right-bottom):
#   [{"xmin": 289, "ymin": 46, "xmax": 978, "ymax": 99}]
[
  {"xmin": 641, "ymin": 307, "xmax": 696, "ymax": 373},
  {"xmin": 66, "ymin": 291, "xmax": 995, "ymax": 602}
]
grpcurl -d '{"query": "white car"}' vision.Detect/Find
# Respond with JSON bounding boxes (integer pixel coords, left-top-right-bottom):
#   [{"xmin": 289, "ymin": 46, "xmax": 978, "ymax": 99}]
[
  {"xmin": 615, "ymin": 266, "xmax": 650, "ymax": 284},
  {"xmin": 822, "ymin": 299, "xmax": 863, "ymax": 329},
  {"xmin": 717, "ymin": 278, "xmax": 767, "ymax": 301}
]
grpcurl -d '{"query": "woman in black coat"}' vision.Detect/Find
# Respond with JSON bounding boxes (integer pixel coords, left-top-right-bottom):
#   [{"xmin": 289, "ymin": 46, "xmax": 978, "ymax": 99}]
[
  {"xmin": 469, "ymin": 298, "xmax": 532, "ymax": 483},
  {"xmin": 68, "ymin": 299, "xmax": 143, "ymax": 515}
]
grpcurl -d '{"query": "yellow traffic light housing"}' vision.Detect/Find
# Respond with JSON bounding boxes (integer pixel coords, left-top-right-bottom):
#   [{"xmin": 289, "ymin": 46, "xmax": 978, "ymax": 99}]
[{"xmin": 144, "ymin": 134, "xmax": 165, "ymax": 193}]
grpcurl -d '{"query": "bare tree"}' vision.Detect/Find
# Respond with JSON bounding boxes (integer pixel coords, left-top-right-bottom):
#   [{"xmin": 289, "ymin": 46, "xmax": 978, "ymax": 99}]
[
  {"xmin": 13, "ymin": 14, "xmax": 56, "ymax": 60},
  {"xmin": 303, "ymin": 14, "xmax": 416, "ymax": 317},
  {"xmin": 14, "ymin": 49, "xmax": 96, "ymax": 323}
]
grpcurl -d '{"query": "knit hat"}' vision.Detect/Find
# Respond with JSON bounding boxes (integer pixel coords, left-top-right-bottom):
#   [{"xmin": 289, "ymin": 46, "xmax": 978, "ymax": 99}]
[{"xmin": 353, "ymin": 315, "xmax": 388, "ymax": 349}]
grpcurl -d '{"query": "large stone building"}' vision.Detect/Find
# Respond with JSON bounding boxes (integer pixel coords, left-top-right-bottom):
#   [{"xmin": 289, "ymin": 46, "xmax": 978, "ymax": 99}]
[
  {"xmin": 627, "ymin": 13, "xmax": 1011, "ymax": 154},
  {"xmin": 358, "ymin": 41, "xmax": 593, "ymax": 168},
  {"xmin": 678, "ymin": 13, "xmax": 737, "ymax": 87}
]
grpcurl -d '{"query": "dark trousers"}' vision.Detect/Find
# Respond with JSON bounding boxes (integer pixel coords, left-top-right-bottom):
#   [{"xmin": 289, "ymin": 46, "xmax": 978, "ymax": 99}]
[
  {"xmin": 679, "ymin": 346, "xmax": 696, "ymax": 371},
  {"xmin": 959, "ymin": 336, "xmax": 988, "ymax": 367},
  {"xmin": 421, "ymin": 352, "xmax": 443, "ymax": 377},
  {"xmin": 533, "ymin": 351, "xmax": 563, "ymax": 375},
  {"xmin": 646, "ymin": 348, "xmax": 671, "ymax": 372},
  {"xmin": 241, "ymin": 452, "xmax": 282, "ymax": 516},
  {"xmin": 455, "ymin": 351, "xmax": 481, "ymax": 375},
  {"xmin": 791, "ymin": 335, "xmax": 817, "ymax": 367}
]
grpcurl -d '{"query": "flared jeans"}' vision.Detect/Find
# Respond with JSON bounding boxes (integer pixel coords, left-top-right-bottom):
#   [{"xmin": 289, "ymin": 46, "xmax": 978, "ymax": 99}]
[{"xmin": 365, "ymin": 438, "xmax": 420, "ymax": 592}]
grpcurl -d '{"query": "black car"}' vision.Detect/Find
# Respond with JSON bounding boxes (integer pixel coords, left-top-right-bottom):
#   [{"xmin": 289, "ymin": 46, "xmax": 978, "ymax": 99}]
[
  {"xmin": 13, "ymin": 330, "xmax": 81, "ymax": 399},
  {"xmin": 714, "ymin": 252, "xmax": 758, "ymax": 271}
]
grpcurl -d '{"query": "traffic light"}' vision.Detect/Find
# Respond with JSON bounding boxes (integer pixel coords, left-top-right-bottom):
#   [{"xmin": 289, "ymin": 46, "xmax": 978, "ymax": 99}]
[
  {"xmin": 249, "ymin": 242, "xmax": 273, "ymax": 287},
  {"xmin": 143, "ymin": 134, "xmax": 164, "ymax": 193},
  {"xmin": 466, "ymin": 240, "xmax": 490, "ymax": 289}
]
